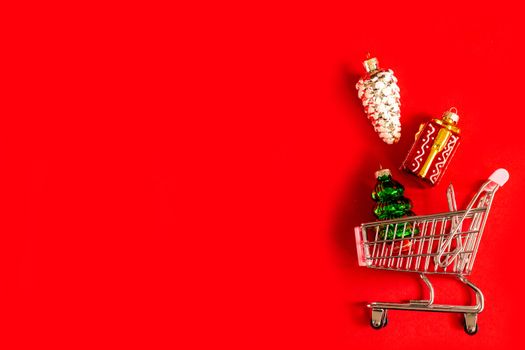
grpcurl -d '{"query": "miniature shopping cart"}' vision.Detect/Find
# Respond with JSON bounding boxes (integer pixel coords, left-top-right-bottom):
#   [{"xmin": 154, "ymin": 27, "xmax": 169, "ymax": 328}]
[{"xmin": 354, "ymin": 168, "xmax": 509, "ymax": 335}]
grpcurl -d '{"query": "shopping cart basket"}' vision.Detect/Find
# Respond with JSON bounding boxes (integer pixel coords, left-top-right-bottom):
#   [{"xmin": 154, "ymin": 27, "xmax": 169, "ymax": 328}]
[{"xmin": 354, "ymin": 168, "xmax": 509, "ymax": 334}]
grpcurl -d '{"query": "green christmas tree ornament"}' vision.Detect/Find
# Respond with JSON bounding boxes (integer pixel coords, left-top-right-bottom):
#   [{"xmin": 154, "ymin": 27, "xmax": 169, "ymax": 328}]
[{"xmin": 371, "ymin": 168, "xmax": 418, "ymax": 241}]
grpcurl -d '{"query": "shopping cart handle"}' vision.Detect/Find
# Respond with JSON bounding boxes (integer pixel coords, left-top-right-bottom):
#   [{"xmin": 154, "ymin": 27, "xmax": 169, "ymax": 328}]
[{"xmin": 489, "ymin": 168, "xmax": 509, "ymax": 187}]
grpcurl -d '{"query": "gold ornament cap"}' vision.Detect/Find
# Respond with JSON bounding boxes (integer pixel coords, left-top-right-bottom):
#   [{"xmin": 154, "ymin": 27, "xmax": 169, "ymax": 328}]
[
  {"xmin": 442, "ymin": 109, "xmax": 459, "ymax": 125},
  {"xmin": 375, "ymin": 168, "xmax": 391, "ymax": 178},
  {"xmin": 363, "ymin": 57, "xmax": 379, "ymax": 74}
]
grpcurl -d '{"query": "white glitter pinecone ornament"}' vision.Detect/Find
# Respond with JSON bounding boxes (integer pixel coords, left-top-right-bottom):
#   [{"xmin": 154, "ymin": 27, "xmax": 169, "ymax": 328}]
[{"xmin": 356, "ymin": 57, "xmax": 401, "ymax": 144}]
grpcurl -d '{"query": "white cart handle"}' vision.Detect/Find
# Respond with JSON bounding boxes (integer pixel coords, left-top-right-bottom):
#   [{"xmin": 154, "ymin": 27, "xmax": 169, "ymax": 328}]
[{"xmin": 489, "ymin": 168, "xmax": 509, "ymax": 187}]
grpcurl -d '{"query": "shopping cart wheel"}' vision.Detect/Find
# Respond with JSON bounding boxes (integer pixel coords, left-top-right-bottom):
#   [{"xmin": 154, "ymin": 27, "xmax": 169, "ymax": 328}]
[
  {"xmin": 370, "ymin": 309, "xmax": 388, "ymax": 329},
  {"xmin": 463, "ymin": 313, "xmax": 478, "ymax": 335}
]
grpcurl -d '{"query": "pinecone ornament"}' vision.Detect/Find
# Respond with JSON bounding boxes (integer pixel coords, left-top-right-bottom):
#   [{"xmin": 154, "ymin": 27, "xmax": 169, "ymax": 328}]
[{"xmin": 356, "ymin": 57, "xmax": 401, "ymax": 144}]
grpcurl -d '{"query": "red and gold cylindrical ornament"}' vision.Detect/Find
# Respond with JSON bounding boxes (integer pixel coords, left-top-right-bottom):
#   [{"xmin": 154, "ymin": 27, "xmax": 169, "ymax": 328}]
[{"xmin": 400, "ymin": 109, "xmax": 461, "ymax": 185}]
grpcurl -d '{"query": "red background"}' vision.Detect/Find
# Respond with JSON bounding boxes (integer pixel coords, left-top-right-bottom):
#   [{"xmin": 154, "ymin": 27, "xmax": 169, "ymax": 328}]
[{"xmin": 1, "ymin": 1, "xmax": 524, "ymax": 349}]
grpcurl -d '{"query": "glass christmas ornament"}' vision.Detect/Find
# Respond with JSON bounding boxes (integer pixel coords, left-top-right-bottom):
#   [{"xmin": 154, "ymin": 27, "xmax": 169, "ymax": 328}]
[
  {"xmin": 371, "ymin": 169, "xmax": 418, "ymax": 241},
  {"xmin": 401, "ymin": 108, "xmax": 461, "ymax": 185},
  {"xmin": 356, "ymin": 57, "xmax": 402, "ymax": 144}
]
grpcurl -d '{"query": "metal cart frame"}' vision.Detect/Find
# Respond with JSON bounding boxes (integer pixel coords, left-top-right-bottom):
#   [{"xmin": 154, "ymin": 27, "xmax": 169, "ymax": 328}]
[{"xmin": 354, "ymin": 169, "xmax": 509, "ymax": 334}]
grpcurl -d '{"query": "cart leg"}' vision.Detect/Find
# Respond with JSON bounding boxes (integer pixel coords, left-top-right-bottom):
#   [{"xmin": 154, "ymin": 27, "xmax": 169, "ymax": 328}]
[
  {"xmin": 457, "ymin": 275, "xmax": 484, "ymax": 312},
  {"xmin": 410, "ymin": 274, "xmax": 434, "ymax": 306},
  {"xmin": 370, "ymin": 308, "xmax": 388, "ymax": 329},
  {"xmin": 463, "ymin": 313, "xmax": 478, "ymax": 335},
  {"xmin": 458, "ymin": 275, "xmax": 483, "ymax": 335}
]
